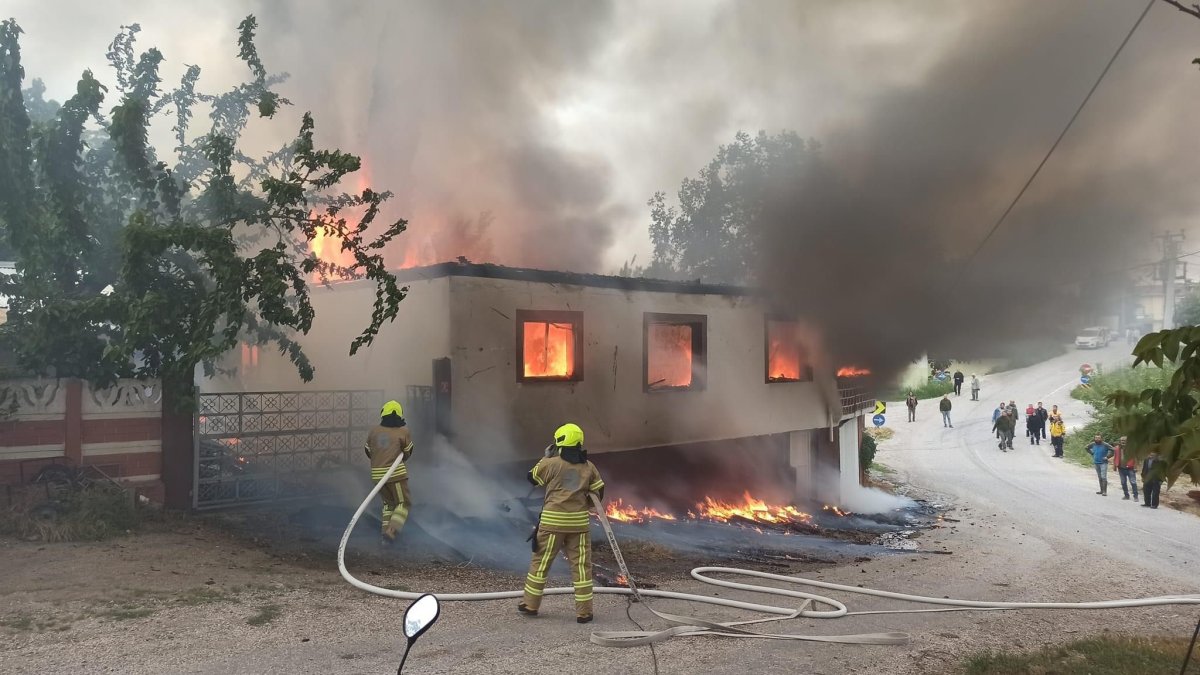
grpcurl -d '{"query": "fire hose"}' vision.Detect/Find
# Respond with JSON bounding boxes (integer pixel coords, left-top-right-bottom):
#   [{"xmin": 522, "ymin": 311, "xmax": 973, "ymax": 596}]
[{"xmin": 338, "ymin": 452, "xmax": 1200, "ymax": 648}]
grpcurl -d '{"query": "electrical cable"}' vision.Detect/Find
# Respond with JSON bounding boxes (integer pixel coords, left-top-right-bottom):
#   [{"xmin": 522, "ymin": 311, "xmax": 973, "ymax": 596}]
[
  {"xmin": 964, "ymin": 0, "xmax": 1155, "ymax": 264},
  {"xmin": 339, "ymin": 454, "xmax": 1200, "ymax": 650}
]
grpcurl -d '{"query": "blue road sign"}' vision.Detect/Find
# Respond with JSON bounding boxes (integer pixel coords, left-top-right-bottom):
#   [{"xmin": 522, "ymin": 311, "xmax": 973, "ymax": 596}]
[
  {"xmin": 1080, "ymin": 375, "xmax": 1091, "ymax": 385},
  {"xmin": 872, "ymin": 414, "xmax": 886, "ymax": 427},
  {"xmin": 935, "ymin": 371, "xmax": 948, "ymax": 382}
]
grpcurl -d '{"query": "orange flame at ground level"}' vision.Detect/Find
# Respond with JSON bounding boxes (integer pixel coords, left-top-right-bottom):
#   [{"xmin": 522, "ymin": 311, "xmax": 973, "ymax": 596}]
[{"xmin": 605, "ymin": 498, "xmax": 677, "ymax": 524}]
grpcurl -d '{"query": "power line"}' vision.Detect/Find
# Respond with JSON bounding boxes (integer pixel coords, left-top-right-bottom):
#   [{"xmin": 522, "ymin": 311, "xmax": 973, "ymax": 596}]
[
  {"xmin": 964, "ymin": 0, "xmax": 1156, "ymax": 264},
  {"xmin": 1120, "ymin": 248, "xmax": 1200, "ymax": 274}
]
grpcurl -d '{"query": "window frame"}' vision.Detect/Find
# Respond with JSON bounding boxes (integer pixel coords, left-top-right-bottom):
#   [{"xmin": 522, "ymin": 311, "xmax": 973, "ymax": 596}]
[
  {"xmin": 643, "ymin": 312, "xmax": 707, "ymax": 393},
  {"xmin": 515, "ymin": 309, "xmax": 585, "ymax": 383},
  {"xmin": 764, "ymin": 315, "xmax": 813, "ymax": 384}
]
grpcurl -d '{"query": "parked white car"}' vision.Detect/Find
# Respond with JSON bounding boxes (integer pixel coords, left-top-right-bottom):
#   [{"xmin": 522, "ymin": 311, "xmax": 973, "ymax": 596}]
[{"xmin": 1075, "ymin": 326, "xmax": 1109, "ymax": 349}]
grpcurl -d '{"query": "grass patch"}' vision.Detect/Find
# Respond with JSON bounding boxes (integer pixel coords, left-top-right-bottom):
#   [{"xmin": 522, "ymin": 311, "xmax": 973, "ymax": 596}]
[
  {"xmin": 880, "ymin": 378, "xmax": 954, "ymax": 402},
  {"xmin": 964, "ymin": 635, "xmax": 1200, "ymax": 674},
  {"xmin": 864, "ymin": 427, "xmax": 894, "ymax": 442},
  {"xmin": 1, "ymin": 614, "xmax": 34, "ymax": 631},
  {"xmin": 175, "ymin": 586, "xmax": 237, "ymax": 606},
  {"xmin": 0, "ymin": 484, "xmax": 140, "ymax": 542},
  {"xmin": 869, "ymin": 461, "xmax": 896, "ymax": 475},
  {"xmin": 245, "ymin": 604, "xmax": 282, "ymax": 626},
  {"xmin": 1063, "ymin": 365, "xmax": 1177, "ymax": 468},
  {"xmin": 101, "ymin": 607, "xmax": 155, "ymax": 621}
]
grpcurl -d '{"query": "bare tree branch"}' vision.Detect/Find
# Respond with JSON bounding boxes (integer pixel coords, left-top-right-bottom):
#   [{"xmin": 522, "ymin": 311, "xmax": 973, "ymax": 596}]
[{"xmin": 1159, "ymin": 0, "xmax": 1200, "ymax": 20}]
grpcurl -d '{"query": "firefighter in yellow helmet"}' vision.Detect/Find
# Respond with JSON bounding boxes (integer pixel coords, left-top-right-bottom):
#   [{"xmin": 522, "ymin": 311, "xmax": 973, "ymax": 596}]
[
  {"xmin": 518, "ymin": 423, "xmax": 605, "ymax": 623},
  {"xmin": 364, "ymin": 400, "xmax": 415, "ymax": 543}
]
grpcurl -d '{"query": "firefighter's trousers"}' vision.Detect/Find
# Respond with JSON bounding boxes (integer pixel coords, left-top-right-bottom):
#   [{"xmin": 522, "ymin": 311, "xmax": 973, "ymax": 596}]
[
  {"xmin": 523, "ymin": 529, "xmax": 593, "ymax": 617},
  {"xmin": 379, "ymin": 478, "xmax": 411, "ymax": 540}
]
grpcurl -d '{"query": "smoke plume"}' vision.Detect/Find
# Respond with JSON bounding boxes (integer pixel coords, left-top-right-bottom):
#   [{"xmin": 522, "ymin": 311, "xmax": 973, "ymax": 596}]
[{"xmin": 252, "ymin": 0, "xmax": 624, "ymax": 272}]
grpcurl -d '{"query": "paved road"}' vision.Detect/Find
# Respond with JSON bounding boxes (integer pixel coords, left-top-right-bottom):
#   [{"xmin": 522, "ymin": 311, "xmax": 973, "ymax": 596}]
[{"xmin": 879, "ymin": 342, "xmax": 1200, "ymax": 582}]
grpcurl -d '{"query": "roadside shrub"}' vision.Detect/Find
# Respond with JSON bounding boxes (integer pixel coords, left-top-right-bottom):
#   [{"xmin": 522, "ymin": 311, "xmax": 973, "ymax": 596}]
[
  {"xmin": 859, "ymin": 433, "xmax": 878, "ymax": 470},
  {"xmin": 880, "ymin": 378, "xmax": 954, "ymax": 402},
  {"xmin": 1063, "ymin": 365, "xmax": 1176, "ymax": 467},
  {"xmin": 0, "ymin": 484, "xmax": 139, "ymax": 542}
]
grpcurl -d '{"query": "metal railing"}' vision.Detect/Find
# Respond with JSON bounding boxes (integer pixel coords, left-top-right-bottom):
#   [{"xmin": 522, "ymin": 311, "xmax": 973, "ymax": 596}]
[{"xmin": 193, "ymin": 389, "xmax": 384, "ymax": 509}]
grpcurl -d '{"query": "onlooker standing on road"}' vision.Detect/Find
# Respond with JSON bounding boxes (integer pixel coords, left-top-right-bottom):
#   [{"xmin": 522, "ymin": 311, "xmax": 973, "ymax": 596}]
[
  {"xmin": 953, "ymin": 370, "xmax": 964, "ymax": 396},
  {"xmin": 992, "ymin": 409, "xmax": 1015, "ymax": 450},
  {"xmin": 1112, "ymin": 436, "xmax": 1138, "ymax": 501},
  {"xmin": 1036, "ymin": 402, "xmax": 1048, "ymax": 439},
  {"xmin": 970, "ymin": 374, "xmax": 981, "ymax": 401},
  {"xmin": 1049, "ymin": 413, "xmax": 1066, "ymax": 457},
  {"xmin": 1025, "ymin": 404, "xmax": 1040, "ymax": 445},
  {"xmin": 906, "ymin": 392, "xmax": 918, "ymax": 422},
  {"xmin": 939, "ymin": 395, "xmax": 953, "ymax": 428},
  {"xmin": 1088, "ymin": 435, "xmax": 1115, "ymax": 496},
  {"xmin": 1141, "ymin": 451, "xmax": 1163, "ymax": 509},
  {"xmin": 992, "ymin": 403, "xmax": 1004, "ymax": 438}
]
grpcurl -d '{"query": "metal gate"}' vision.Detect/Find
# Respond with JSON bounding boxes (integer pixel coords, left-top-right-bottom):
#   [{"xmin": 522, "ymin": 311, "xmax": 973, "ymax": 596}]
[{"xmin": 194, "ymin": 389, "xmax": 384, "ymax": 509}]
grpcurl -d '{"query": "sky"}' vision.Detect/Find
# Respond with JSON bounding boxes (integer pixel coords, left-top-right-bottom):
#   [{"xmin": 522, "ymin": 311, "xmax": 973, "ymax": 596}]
[
  {"xmin": 8, "ymin": 0, "xmax": 1198, "ymax": 277},
  {"xmin": 7, "ymin": 1, "xmax": 1200, "ymax": 373}
]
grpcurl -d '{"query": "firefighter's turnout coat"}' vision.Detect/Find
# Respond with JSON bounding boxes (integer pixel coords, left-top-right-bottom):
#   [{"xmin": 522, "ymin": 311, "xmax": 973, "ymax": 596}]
[
  {"xmin": 365, "ymin": 422, "xmax": 414, "ymax": 540},
  {"xmin": 522, "ymin": 452, "xmax": 605, "ymax": 618}
]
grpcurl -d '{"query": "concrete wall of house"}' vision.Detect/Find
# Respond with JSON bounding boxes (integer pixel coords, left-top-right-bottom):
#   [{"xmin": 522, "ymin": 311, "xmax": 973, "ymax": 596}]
[
  {"xmin": 0, "ymin": 379, "xmax": 166, "ymax": 502},
  {"xmin": 205, "ymin": 277, "xmax": 452, "ymax": 394},
  {"xmin": 444, "ymin": 275, "xmax": 837, "ymax": 462}
]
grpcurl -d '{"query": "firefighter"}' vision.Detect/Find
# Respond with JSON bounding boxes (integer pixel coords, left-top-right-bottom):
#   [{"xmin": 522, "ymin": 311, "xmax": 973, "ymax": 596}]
[
  {"xmin": 364, "ymin": 400, "xmax": 414, "ymax": 543},
  {"xmin": 518, "ymin": 423, "xmax": 605, "ymax": 623}
]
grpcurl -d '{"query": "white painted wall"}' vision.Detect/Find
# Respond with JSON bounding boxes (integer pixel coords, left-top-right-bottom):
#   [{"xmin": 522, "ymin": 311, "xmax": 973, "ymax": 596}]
[
  {"xmin": 838, "ymin": 419, "xmax": 861, "ymax": 504},
  {"xmin": 210, "ymin": 270, "xmax": 842, "ymax": 464},
  {"xmin": 445, "ymin": 275, "xmax": 837, "ymax": 460}
]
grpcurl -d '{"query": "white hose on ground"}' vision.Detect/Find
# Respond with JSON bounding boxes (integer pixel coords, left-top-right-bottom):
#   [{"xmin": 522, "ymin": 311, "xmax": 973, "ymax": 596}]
[{"xmin": 338, "ymin": 452, "xmax": 1200, "ymax": 647}]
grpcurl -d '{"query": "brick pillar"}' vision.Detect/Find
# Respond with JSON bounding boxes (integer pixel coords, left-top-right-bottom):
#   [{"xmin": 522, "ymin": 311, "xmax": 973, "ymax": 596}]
[
  {"xmin": 64, "ymin": 379, "xmax": 83, "ymax": 464},
  {"xmin": 160, "ymin": 380, "xmax": 196, "ymax": 510}
]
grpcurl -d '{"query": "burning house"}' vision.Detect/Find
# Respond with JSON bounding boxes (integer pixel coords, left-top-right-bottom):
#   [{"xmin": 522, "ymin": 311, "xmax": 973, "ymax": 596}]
[{"xmin": 206, "ymin": 262, "xmax": 874, "ymax": 511}]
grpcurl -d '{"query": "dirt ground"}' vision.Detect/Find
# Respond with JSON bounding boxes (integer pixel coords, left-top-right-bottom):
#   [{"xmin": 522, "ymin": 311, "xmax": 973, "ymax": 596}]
[{"xmin": 3, "ymin": 479, "xmax": 1199, "ymax": 675}]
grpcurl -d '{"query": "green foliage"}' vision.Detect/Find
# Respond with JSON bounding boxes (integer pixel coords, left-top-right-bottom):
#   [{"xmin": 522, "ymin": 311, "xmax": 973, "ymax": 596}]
[
  {"xmin": 1063, "ymin": 364, "xmax": 1176, "ymax": 468},
  {"xmin": 1176, "ymin": 290, "xmax": 1200, "ymax": 327},
  {"xmin": 880, "ymin": 378, "xmax": 954, "ymax": 402},
  {"xmin": 859, "ymin": 432, "xmax": 877, "ymax": 470},
  {"xmin": 964, "ymin": 636, "xmax": 1200, "ymax": 674},
  {"xmin": 0, "ymin": 16, "xmax": 405, "ymax": 401},
  {"xmin": 648, "ymin": 130, "xmax": 820, "ymax": 283},
  {"xmin": 1104, "ymin": 327, "xmax": 1200, "ymax": 486}
]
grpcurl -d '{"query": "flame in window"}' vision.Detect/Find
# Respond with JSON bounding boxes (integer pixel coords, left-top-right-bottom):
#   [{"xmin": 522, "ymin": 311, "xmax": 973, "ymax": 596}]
[
  {"xmin": 767, "ymin": 320, "xmax": 806, "ymax": 382},
  {"xmin": 647, "ymin": 323, "xmax": 693, "ymax": 388},
  {"xmin": 523, "ymin": 322, "xmax": 576, "ymax": 378}
]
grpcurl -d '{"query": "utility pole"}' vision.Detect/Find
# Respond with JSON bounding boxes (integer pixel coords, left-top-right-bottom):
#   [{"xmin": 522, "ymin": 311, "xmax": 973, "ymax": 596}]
[{"xmin": 1155, "ymin": 231, "xmax": 1186, "ymax": 329}]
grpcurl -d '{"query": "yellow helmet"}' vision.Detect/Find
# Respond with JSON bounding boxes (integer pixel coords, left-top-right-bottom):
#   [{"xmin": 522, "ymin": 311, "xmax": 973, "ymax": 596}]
[
  {"xmin": 554, "ymin": 423, "xmax": 584, "ymax": 448},
  {"xmin": 381, "ymin": 400, "xmax": 404, "ymax": 418}
]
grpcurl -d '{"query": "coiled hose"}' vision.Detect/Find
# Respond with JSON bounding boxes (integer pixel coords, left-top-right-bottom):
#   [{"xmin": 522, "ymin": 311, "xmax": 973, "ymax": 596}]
[{"xmin": 338, "ymin": 453, "xmax": 1200, "ymax": 647}]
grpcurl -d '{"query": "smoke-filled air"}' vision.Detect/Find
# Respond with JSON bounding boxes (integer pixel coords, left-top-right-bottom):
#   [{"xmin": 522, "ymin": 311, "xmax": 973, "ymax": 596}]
[{"xmin": 11, "ymin": 0, "xmax": 1197, "ymax": 377}]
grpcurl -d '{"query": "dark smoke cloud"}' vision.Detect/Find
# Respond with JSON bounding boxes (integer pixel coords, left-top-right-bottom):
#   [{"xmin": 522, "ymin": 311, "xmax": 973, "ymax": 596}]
[
  {"xmin": 253, "ymin": 0, "xmax": 624, "ymax": 272},
  {"xmin": 726, "ymin": 0, "xmax": 1200, "ymax": 378},
  {"xmin": 8, "ymin": 0, "xmax": 1199, "ymax": 375}
]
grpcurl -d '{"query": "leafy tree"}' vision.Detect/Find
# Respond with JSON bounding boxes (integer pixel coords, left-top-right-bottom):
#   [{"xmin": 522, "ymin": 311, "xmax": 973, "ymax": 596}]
[
  {"xmin": 0, "ymin": 17, "xmax": 406, "ymax": 402},
  {"xmin": 1108, "ymin": 328, "xmax": 1200, "ymax": 486},
  {"xmin": 648, "ymin": 130, "xmax": 819, "ymax": 284},
  {"xmin": 1175, "ymin": 290, "xmax": 1200, "ymax": 327}
]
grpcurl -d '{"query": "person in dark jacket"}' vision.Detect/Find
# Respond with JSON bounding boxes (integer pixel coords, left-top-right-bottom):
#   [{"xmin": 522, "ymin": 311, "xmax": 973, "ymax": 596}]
[
  {"xmin": 906, "ymin": 392, "xmax": 918, "ymax": 422},
  {"xmin": 1025, "ymin": 404, "xmax": 1040, "ymax": 445},
  {"xmin": 1141, "ymin": 451, "xmax": 1163, "ymax": 509},
  {"xmin": 953, "ymin": 370, "xmax": 964, "ymax": 396},
  {"xmin": 992, "ymin": 410, "xmax": 1015, "ymax": 450},
  {"xmin": 939, "ymin": 395, "xmax": 953, "ymax": 427},
  {"xmin": 1036, "ymin": 402, "xmax": 1048, "ymax": 439}
]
